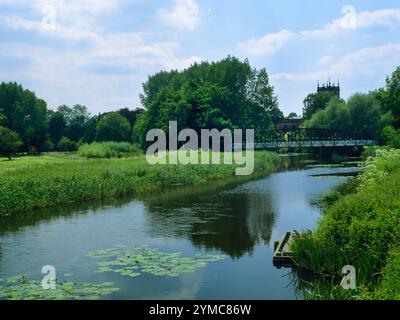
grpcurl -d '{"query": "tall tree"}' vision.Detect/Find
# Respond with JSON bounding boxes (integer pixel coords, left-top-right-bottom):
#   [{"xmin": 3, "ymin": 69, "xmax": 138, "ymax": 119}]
[
  {"xmin": 304, "ymin": 93, "xmax": 382, "ymax": 138},
  {"xmin": 48, "ymin": 111, "xmax": 67, "ymax": 145},
  {"xmin": 0, "ymin": 82, "xmax": 49, "ymax": 152},
  {"xmin": 303, "ymin": 91, "xmax": 337, "ymax": 120},
  {"xmin": 96, "ymin": 112, "xmax": 131, "ymax": 142},
  {"xmin": 57, "ymin": 104, "xmax": 91, "ymax": 142},
  {"xmin": 135, "ymin": 57, "xmax": 281, "ymax": 146},
  {"xmin": 247, "ymin": 68, "xmax": 283, "ymax": 123},
  {"xmin": 385, "ymin": 66, "xmax": 400, "ymax": 128}
]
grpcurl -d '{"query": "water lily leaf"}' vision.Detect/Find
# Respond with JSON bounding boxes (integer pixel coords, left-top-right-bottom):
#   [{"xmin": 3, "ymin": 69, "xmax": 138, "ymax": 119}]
[{"xmin": 87, "ymin": 245, "xmax": 226, "ymax": 279}]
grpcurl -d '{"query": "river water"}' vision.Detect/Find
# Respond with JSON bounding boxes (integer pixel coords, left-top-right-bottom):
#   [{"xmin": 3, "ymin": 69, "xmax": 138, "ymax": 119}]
[{"xmin": 0, "ymin": 156, "xmax": 360, "ymax": 299}]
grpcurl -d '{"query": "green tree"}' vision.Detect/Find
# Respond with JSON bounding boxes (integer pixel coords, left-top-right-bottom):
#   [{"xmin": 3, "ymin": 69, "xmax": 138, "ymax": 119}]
[
  {"xmin": 303, "ymin": 91, "xmax": 337, "ymax": 120},
  {"xmin": 96, "ymin": 112, "xmax": 131, "ymax": 142},
  {"xmin": 135, "ymin": 56, "xmax": 280, "ymax": 146},
  {"xmin": 385, "ymin": 67, "xmax": 400, "ymax": 128},
  {"xmin": 0, "ymin": 108, "xmax": 5, "ymax": 124},
  {"xmin": 48, "ymin": 111, "xmax": 67, "ymax": 145},
  {"xmin": 57, "ymin": 104, "xmax": 91, "ymax": 142},
  {"xmin": 304, "ymin": 94, "xmax": 382, "ymax": 138},
  {"xmin": 0, "ymin": 126, "xmax": 23, "ymax": 160},
  {"xmin": 382, "ymin": 126, "xmax": 400, "ymax": 148},
  {"xmin": 247, "ymin": 68, "xmax": 283, "ymax": 123},
  {"xmin": 0, "ymin": 82, "xmax": 49, "ymax": 152}
]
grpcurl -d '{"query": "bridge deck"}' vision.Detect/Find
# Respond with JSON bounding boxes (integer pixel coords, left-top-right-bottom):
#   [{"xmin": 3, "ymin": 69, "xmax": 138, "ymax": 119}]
[{"xmin": 234, "ymin": 139, "xmax": 377, "ymax": 150}]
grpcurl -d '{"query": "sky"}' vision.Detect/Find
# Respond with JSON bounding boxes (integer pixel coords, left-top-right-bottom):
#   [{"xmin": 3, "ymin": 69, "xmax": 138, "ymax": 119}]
[{"xmin": 1, "ymin": 0, "xmax": 400, "ymax": 116}]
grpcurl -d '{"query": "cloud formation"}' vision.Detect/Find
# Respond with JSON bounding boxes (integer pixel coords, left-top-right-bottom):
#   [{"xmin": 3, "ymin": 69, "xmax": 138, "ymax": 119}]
[
  {"xmin": 158, "ymin": 0, "xmax": 200, "ymax": 31},
  {"xmin": 240, "ymin": 6, "xmax": 400, "ymax": 56}
]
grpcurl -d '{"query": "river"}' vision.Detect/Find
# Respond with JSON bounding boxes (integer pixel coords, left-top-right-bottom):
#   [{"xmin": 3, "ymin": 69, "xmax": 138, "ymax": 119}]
[{"xmin": 0, "ymin": 155, "xmax": 361, "ymax": 300}]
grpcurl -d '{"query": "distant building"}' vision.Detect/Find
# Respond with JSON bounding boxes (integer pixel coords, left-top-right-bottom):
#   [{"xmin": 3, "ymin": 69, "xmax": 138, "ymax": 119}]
[
  {"xmin": 317, "ymin": 81, "xmax": 340, "ymax": 99},
  {"xmin": 275, "ymin": 117, "xmax": 303, "ymax": 131}
]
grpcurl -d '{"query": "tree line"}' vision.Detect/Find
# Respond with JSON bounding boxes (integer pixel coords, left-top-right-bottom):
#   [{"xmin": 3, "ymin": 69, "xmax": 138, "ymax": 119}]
[
  {"xmin": 1, "ymin": 56, "xmax": 283, "ymax": 158},
  {"xmin": 302, "ymin": 66, "xmax": 400, "ymax": 146},
  {"xmin": 0, "ymin": 81, "xmax": 144, "ymax": 158}
]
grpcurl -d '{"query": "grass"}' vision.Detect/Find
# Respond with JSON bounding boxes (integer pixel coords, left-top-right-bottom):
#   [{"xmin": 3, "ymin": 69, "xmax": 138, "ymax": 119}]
[
  {"xmin": 292, "ymin": 148, "xmax": 400, "ymax": 299},
  {"xmin": 0, "ymin": 151, "xmax": 279, "ymax": 216}
]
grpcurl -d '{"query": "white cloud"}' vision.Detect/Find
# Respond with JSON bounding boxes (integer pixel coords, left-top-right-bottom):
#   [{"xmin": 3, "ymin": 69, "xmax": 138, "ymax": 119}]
[
  {"xmin": 317, "ymin": 55, "xmax": 333, "ymax": 66},
  {"xmin": 271, "ymin": 43, "xmax": 400, "ymax": 114},
  {"xmin": 301, "ymin": 6, "xmax": 400, "ymax": 38},
  {"xmin": 0, "ymin": 0, "xmax": 203, "ymax": 111},
  {"xmin": 239, "ymin": 29, "xmax": 295, "ymax": 56},
  {"xmin": 159, "ymin": 0, "xmax": 200, "ymax": 31},
  {"xmin": 240, "ymin": 6, "xmax": 400, "ymax": 56}
]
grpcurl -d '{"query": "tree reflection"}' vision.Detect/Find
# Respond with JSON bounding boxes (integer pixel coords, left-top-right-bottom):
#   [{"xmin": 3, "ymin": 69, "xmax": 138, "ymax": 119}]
[{"xmin": 141, "ymin": 181, "xmax": 277, "ymax": 259}]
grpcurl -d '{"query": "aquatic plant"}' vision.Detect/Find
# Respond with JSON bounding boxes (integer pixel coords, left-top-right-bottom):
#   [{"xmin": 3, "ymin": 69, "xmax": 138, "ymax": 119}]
[
  {"xmin": 0, "ymin": 275, "xmax": 119, "ymax": 300},
  {"xmin": 0, "ymin": 151, "xmax": 279, "ymax": 216},
  {"xmin": 87, "ymin": 245, "xmax": 227, "ymax": 278}
]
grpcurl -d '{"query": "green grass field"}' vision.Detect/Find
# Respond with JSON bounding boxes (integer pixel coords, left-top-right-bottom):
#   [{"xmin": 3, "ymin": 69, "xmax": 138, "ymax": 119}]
[{"xmin": 0, "ymin": 151, "xmax": 279, "ymax": 216}]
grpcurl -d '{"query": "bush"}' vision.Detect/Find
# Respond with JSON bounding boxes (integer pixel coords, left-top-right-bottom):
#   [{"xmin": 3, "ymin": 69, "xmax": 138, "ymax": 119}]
[
  {"xmin": 382, "ymin": 125, "xmax": 400, "ymax": 148},
  {"xmin": 0, "ymin": 126, "xmax": 23, "ymax": 159},
  {"xmin": 78, "ymin": 142, "xmax": 141, "ymax": 158},
  {"xmin": 57, "ymin": 136, "xmax": 77, "ymax": 151}
]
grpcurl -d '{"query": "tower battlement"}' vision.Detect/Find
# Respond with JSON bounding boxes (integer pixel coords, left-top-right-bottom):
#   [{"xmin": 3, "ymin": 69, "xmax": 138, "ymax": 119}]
[{"xmin": 317, "ymin": 81, "xmax": 340, "ymax": 98}]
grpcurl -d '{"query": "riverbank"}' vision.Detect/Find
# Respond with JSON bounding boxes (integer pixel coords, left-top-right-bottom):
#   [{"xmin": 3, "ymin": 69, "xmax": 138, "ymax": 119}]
[
  {"xmin": 0, "ymin": 151, "xmax": 279, "ymax": 216},
  {"xmin": 292, "ymin": 148, "xmax": 400, "ymax": 299}
]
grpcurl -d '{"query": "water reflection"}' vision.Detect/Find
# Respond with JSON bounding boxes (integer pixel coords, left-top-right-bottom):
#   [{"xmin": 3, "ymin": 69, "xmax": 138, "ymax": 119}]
[{"xmin": 140, "ymin": 182, "xmax": 275, "ymax": 259}]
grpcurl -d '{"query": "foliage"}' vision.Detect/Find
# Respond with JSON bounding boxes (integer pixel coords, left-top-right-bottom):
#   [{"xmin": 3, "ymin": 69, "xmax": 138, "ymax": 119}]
[
  {"xmin": 0, "ymin": 108, "xmax": 5, "ymax": 124},
  {"xmin": 381, "ymin": 125, "xmax": 400, "ymax": 148},
  {"xmin": 303, "ymin": 91, "xmax": 338, "ymax": 120},
  {"xmin": 87, "ymin": 245, "xmax": 226, "ymax": 278},
  {"xmin": 0, "ymin": 151, "xmax": 279, "ymax": 216},
  {"xmin": 57, "ymin": 136, "xmax": 77, "ymax": 152},
  {"xmin": 96, "ymin": 112, "xmax": 131, "ymax": 142},
  {"xmin": 135, "ymin": 56, "xmax": 280, "ymax": 147},
  {"xmin": 0, "ymin": 82, "xmax": 49, "ymax": 151},
  {"xmin": 304, "ymin": 93, "xmax": 383, "ymax": 138},
  {"xmin": 0, "ymin": 275, "xmax": 118, "ymax": 300},
  {"xmin": 384, "ymin": 67, "xmax": 400, "ymax": 128},
  {"xmin": 292, "ymin": 149, "xmax": 400, "ymax": 299},
  {"xmin": 0, "ymin": 126, "xmax": 23, "ymax": 159},
  {"xmin": 78, "ymin": 142, "xmax": 141, "ymax": 158}
]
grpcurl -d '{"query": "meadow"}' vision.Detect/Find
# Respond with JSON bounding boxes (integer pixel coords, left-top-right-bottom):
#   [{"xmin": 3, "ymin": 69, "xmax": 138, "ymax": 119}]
[
  {"xmin": 292, "ymin": 148, "xmax": 400, "ymax": 299},
  {"xmin": 0, "ymin": 150, "xmax": 279, "ymax": 216}
]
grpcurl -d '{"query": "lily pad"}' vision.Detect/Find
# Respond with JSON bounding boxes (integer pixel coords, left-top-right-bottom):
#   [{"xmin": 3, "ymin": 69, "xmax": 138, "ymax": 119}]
[
  {"xmin": 87, "ymin": 245, "xmax": 226, "ymax": 278},
  {"xmin": 0, "ymin": 275, "xmax": 119, "ymax": 300}
]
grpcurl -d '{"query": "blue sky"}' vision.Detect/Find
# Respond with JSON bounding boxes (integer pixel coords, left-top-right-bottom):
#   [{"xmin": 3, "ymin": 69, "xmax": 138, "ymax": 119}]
[{"xmin": 1, "ymin": 0, "xmax": 400, "ymax": 116}]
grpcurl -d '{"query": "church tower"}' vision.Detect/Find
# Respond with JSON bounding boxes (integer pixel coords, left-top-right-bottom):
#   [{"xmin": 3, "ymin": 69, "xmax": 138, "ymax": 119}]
[{"xmin": 317, "ymin": 80, "xmax": 340, "ymax": 99}]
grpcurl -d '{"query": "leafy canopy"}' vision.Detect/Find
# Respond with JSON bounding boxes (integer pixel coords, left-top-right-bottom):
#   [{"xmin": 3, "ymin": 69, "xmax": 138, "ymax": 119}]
[
  {"xmin": 96, "ymin": 112, "xmax": 131, "ymax": 142},
  {"xmin": 0, "ymin": 126, "xmax": 23, "ymax": 159},
  {"xmin": 135, "ymin": 56, "xmax": 281, "ymax": 146}
]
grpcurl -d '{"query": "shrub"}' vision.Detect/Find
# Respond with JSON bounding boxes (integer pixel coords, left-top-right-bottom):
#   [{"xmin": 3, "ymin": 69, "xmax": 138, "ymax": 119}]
[
  {"xmin": 0, "ymin": 126, "xmax": 23, "ymax": 159},
  {"xmin": 78, "ymin": 142, "xmax": 141, "ymax": 158},
  {"xmin": 57, "ymin": 136, "xmax": 77, "ymax": 151}
]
